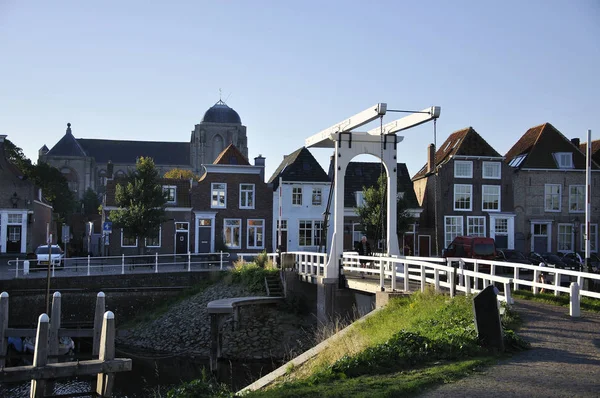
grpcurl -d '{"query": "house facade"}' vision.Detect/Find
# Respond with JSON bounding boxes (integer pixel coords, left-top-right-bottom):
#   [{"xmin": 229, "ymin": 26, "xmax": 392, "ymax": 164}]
[
  {"xmin": 506, "ymin": 123, "xmax": 600, "ymax": 254},
  {"xmin": 269, "ymin": 147, "xmax": 330, "ymax": 253},
  {"xmin": 0, "ymin": 135, "xmax": 53, "ymax": 254},
  {"xmin": 412, "ymin": 127, "xmax": 515, "ymax": 256}
]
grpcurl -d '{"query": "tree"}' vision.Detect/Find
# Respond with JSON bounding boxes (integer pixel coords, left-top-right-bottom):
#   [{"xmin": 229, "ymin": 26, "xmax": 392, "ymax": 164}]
[
  {"xmin": 109, "ymin": 157, "xmax": 167, "ymax": 253},
  {"xmin": 355, "ymin": 174, "xmax": 413, "ymax": 248},
  {"xmin": 81, "ymin": 188, "xmax": 101, "ymax": 216},
  {"xmin": 164, "ymin": 168, "xmax": 199, "ymax": 180},
  {"xmin": 4, "ymin": 138, "xmax": 32, "ymax": 173}
]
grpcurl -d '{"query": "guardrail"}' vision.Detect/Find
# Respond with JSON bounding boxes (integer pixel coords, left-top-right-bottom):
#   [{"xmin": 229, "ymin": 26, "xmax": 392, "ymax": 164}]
[
  {"xmin": 6, "ymin": 252, "xmax": 231, "ymax": 279},
  {"xmin": 286, "ymin": 251, "xmax": 327, "ymax": 278}
]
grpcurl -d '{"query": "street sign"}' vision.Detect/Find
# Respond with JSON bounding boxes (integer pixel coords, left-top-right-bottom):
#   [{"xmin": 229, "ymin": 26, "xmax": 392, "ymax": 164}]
[
  {"xmin": 62, "ymin": 225, "xmax": 70, "ymax": 243},
  {"xmin": 103, "ymin": 221, "xmax": 112, "ymax": 234}
]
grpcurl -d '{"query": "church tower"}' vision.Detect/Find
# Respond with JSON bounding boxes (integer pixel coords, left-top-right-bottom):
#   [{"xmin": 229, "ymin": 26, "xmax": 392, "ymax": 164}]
[{"xmin": 190, "ymin": 100, "xmax": 248, "ymax": 174}]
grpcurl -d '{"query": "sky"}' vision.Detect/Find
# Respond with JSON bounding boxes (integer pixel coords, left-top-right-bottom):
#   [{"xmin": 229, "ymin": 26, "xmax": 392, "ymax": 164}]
[{"xmin": 1, "ymin": 0, "xmax": 599, "ymax": 181}]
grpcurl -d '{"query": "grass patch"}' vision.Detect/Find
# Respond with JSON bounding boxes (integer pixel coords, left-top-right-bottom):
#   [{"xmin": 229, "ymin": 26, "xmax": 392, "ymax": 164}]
[
  {"xmin": 513, "ymin": 289, "xmax": 600, "ymax": 312},
  {"xmin": 227, "ymin": 256, "xmax": 279, "ymax": 294}
]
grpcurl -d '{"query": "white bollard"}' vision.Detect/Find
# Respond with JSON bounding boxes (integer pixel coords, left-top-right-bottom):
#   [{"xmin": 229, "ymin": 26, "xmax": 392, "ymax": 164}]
[
  {"xmin": 188, "ymin": 252, "xmax": 191, "ymax": 272},
  {"xmin": 121, "ymin": 254, "xmax": 125, "ymax": 275},
  {"xmin": 155, "ymin": 252, "xmax": 159, "ymax": 273},
  {"xmin": 15, "ymin": 258, "xmax": 19, "ymax": 278},
  {"xmin": 570, "ymin": 282, "xmax": 580, "ymax": 317},
  {"xmin": 87, "ymin": 255, "xmax": 91, "ymax": 276}
]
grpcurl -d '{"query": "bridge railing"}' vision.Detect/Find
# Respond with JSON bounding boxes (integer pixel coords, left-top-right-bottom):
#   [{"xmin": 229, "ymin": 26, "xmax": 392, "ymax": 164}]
[
  {"xmin": 6, "ymin": 252, "xmax": 231, "ymax": 279},
  {"xmin": 285, "ymin": 251, "xmax": 327, "ymax": 278}
]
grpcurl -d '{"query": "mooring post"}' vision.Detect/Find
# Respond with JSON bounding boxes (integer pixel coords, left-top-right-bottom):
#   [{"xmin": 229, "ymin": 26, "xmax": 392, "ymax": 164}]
[
  {"xmin": 48, "ymin": 292, "xmax": 62, "ymax": 363},
  {"xmin": 30, "ymin": 314, "xmax": 50, "ymax": 398},
  {"xmin": 96, "ymin": 311, "xmax": 116, "ymax": 397},
  {"xmin": 570, "ymin": 282, "xmax": 580, "ymax": 318},
  {"xmin": 209, "ymin": 313, "xmax": 220, "ymax": 372},
  {"xmin": 121, "ymin": 254, "xmax": 125, "ymax": 275},
  {"xmin": 155, "ymin": 252, "xmax": 158, "ymax": 273},
  {"xmin": 87, "ymin": 255, "xmax": 91, "ymax": 276},
  {"xmin": 220, "ymin": 251, "xmax": 223, "ymax": 270},
  {"xmin": 93, "ymin": 292, "xmax": 106, "ymax": 357},
  {"xmin": 188, "ymin": 252, "xmax": 191, "ymax": 272},
  {"xmin": 0, "ymin": 292, "xmax": 9, "ymax": 368},
  {"xmin": 15, "ymin": 258, "xmax": 19, "ymax": 278}
]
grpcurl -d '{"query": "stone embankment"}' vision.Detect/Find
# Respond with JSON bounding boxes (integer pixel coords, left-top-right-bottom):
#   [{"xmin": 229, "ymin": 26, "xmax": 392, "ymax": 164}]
[{"xmin": 117, "ymin": 282, "xmax": 316, "ymax": 360}]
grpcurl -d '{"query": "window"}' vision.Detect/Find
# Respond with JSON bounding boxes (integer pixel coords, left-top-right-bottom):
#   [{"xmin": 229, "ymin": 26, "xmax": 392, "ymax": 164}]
[
  {"xmin": 454, "ymin": 161, "xmax": 473, "ymax": 178},
  {"xmin": 494, "ymin": 217, "xmax": 509, "ymax": 249},
  {"xmin": 569, "ymin": 185, "xmax": 584, "ymax": 212},
  {"xmin": 444, "ymin": 216, "xmax": 463, "ymax": 248},
  {"xmin": 7, "ymin": 214, "xmax": 23, "ymax": 224},
  {"xmin": 544, "ymin": 184, "xmax": 561, "ymax": 212},
  {"xmin": 276, "ymin": 219, "xmax": 287, "ymax": 230},
  {"xmin": 482, "ymin": 185, "xmax": 501, "ymax": 211},
  {"xmin": 8, "ymin": 227, "xmax": 20, "ymax": 242},
  {"xmin": 356, "ymin": 191, "xmax": 365, "ymax": 207},
  {"xmin": 292, "ymin": 187, "xmax": 303, "ymax": 206},
  {"xmin": 240, "ymin": 184, "xmax": 255, "ymax": 209},
  {"xmin": 312, "ymin": 188, "xmax": 322, "ymax": 206},
  {"xmin": 533, "ymin": 223, "xmax": 547, "ymax": 236},
  {"xmin": 482, "ymin": 162, "xmax": 501, "ymax": 179},
  {"xmin": 495, "ymin": 218, "xmax": 508, "ymax": 234},
  {"xmin": 223, "ymin": 219, "xmax": 241, "ymax": 248},
  {"xmin": 121, "ymin": 229, "xmax": 137, "ymax": 247},
  {"xmin": 299, "ymin": 220, "xmax": 323, "ymax": 247},
  {"xmin": 581, "ymin": 224, "xmax": 598, "ymax": 252},
  {"xmin": 146, "ymin": 227, "xmax": 161, "ymax": 247},
  {"xmin": 453, "ymin": 184, "xmax": 472, "ymax": 211},
  {"xmin": 558, "ymin": 224, "xmax": 573, "ymax": 252},
  {"xmin": 247, "ymin": 219, "xmax": 264, "ymax": 249},
  {"xmin": 553, "ymin": 152, "xmax": 574, "ymax": 169},
  {"xmin": 211, "ymin": 183, "xmax": 227, "ymax": 208},
  {"xmin": 508, "ymin": 155, "xmax": 526, "ymax": 168},
  {"xmin": 163, "ymin": 186, "xmax": 176, "ymax": 204},
  {"xmin": 467, "ymin": 217, "xmax": 486, "ymax": 237}
]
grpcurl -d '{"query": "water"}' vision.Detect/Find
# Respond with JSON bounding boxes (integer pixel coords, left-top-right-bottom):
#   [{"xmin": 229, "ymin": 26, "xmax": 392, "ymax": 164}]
[{"xmin": 0, "ymin": 346, "xmax": 280, "ymax": 397}]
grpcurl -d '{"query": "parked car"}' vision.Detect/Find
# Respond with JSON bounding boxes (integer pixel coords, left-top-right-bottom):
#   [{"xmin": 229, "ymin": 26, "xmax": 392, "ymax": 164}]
[
  {"xmin": 442, "ymin": 236, "xmax": 496, "ymax": 260},
  {"xmin": 540, "ymin": 253, "xmax": 572, "ymax": 270},
  {"xmin": 577, "ymin": 252, "xmax": 600, "ymax": 272},
  {"xmin": 527, "ymin": 252, "xmax": 547, "ymax": 266},
  {"xmin": 560, "ymin": 252, "xmax": 584, "ymax": 271},
  {"xmin": 34, "ymin": 245, "xmax": 64, "ymax": 270},
  {"xmin": 496, "ymin": 249, "xmax": 534, "ymax": 273}
]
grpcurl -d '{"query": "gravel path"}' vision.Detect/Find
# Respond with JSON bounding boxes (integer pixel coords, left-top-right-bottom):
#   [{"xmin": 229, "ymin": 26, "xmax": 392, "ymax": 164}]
[{"xmin": 420, "ymin": 300, "xmax": 600, "ymax": 398}]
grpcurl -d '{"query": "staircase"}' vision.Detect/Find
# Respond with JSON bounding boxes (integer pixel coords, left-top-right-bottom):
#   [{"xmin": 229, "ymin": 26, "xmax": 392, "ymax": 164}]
[{"xmin": 265, "ymin": 273, "xmax": 284, "ymax": 297}]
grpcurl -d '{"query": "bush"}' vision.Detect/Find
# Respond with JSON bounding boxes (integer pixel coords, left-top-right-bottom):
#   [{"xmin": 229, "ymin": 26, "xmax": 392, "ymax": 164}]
[
  {"xmin": 167, "ymin": 369, "xmax": 231, "ymax": 398},
  {"xmin": 229, "ymin": 262, "xmax": 279, "ymax": 293}
]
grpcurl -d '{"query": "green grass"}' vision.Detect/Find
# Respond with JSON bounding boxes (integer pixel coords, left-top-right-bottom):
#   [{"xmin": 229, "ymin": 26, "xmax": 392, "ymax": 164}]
[
  {"xmin": 227, "ymin": 258, "xmax": 279, "ymax": 293},
  {"xmin": 513, "ymin": 289, "xmax": 600, "ymax": 312}
]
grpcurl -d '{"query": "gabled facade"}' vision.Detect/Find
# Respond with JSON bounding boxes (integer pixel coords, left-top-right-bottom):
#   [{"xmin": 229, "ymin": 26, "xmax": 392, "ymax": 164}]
[
  {"xmin": 412, "ymin": 127, "xmax": 514, "ymax": 256},
  {"xmin": 103, "ymin": 177, "xmax": 194, "ymax": 256},
  {"xmin": 506, "ymin": 123, "xmax": 600, "ymax": 254},
  {"xmin": 0, "ymin": 135, "xmax": 53, "ymax": 254},
  {"xmin": 579, "ymin": 139, "xmax": 600, "ymax": 168},
  {"xmin": 191, "ymin": 144, "xmax": 272, "ymax": 257},
  {"xmin": 268, "ymin": 147, "xmax": 330, "ymax": 252}
]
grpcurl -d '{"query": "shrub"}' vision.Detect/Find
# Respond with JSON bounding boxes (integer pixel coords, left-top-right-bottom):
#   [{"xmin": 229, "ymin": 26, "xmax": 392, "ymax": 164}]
[{"xmin": 229, "ymin": 262, "xmax": 279, "ymax": 293}]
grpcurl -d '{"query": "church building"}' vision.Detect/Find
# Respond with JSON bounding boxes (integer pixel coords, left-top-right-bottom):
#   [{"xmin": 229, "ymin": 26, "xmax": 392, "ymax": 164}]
[{"xmin": 39, "ymin": 100, "xmax": 248, "ymax": 198}]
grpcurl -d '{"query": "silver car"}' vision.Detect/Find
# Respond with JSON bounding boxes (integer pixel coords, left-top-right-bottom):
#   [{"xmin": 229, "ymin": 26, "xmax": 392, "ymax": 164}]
[{"xmin": 35, "ymin": 245, "xmax": 64, "ymax": 268}]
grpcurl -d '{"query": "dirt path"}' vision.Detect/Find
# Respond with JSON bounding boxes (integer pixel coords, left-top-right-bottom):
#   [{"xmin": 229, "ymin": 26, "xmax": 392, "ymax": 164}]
[{"xmin": 420, "ymin": 300, "xmax": 600, "ymax": 398}]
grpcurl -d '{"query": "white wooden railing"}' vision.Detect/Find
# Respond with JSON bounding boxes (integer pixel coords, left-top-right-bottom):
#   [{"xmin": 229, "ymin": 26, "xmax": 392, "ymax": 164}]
[{"xmin": 285, "ymin": 251, "xmax": 327, "ymax": 278}]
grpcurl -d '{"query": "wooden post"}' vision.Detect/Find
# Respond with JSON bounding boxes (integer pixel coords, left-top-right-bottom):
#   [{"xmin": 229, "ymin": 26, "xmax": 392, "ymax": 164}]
[
  {"xmin": 48, "ymin": 292, "xmax": 62, "ymax": 363},
  {"xmin": 155, "ymin": 252, "xmax": 158, "ymax": 273},
  {"xmin": 220, "ymin": 251, "xmax": 223, "ymax": 270},
  {"xmin": 391, "ymin": 260, "xmax": 397, "ymax": 291},
  {"xmin": 15, "ymin": 258, "xmax": 19, "ymax": 278},
  {"xmin": 0, "ymin": 292, "xmax": 8, "ymax": 368},
  {"xmin": 209, "ymin": 313, "xmax": 220, "ymax": 372},
  {"xmin": 96, "ymin": 311, "xmax": 116, "ymax": 397},
  {"xmin": 379, "ymin": 259, "xmax": 385, "ymax": 290},
  {"xmin": 188, "ymin": 252, "xmax": 191, "ymax": 272},
  {"xmin": 121, "ymin": 254, "xmax": 125, "ymax": 275},
  {"xmin": 570, "ymin": 282, "xmax": 580, "ymax": 318},
  {"xmin": 450, "ymin": 268, "xmax": 456, "ymax": 298},
  {"xmin": 87, "ymin": 255, "xmax": 91, "ymax": 276},
  {"xmin": 93, "ymin": 292, "xmax": 106, "ymax": 357},
  {"xmin": 434, "ymin": 268, "xmax": 440, "ymax": 292},
  {"xmin": 420, "ymin": 265, "xmax": 426, "ymax": 293},
  {"xmin": 403, "ymin": 261, "xmax": 409, "ymax": 292},
  {"xmin": 30, "ymin": 314, "xmax": 50, "ymax": 398}
]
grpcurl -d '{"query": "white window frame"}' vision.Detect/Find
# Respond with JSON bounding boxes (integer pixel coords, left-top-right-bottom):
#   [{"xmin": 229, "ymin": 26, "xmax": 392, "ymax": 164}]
[
  {"xmin": 292, "ymin": 186, "xmax": 303, "ymax": 206},
  {"xmin": 355, "ymin": 191, "xmax": 365, "ymax": 208},
  {"xmin": 444, "ymin": 216, "xmax": 463, "ymax": 248},
  {"xmin": 467, "ymin": 216, "xmax": 486, "ymax": 237},
  {"xmin": 298, "ymin": 220, "xmax": 323, "ymax": 247},
  {"xmin": 276, "ymin": 219, "xmax": 288, "ymax": 231},
  {"xmin": 211, "ymin": 183, "xmax": 227, "ymax": 209},
  {"xmin": 7, "ymin": 214, "xmax": 23, "ymax": 224},
  {"xmin": 247, "ymin": 219, "xmax": 265, "ymax": 249},
  {"xmin": 453, "ymin": 184, "xmax": 472, "ymax": 211},
  {"xmin": 121, "ymin": 229, "xmax": 138, "ymax": 247},
  {"xmin": 482, "ymin": 161, "xmax": 501, "ymax": 179},
  {"xmin": 163, "ymin": 185, "xmax": 177, "ymax": 204},
  {"xmin": 146, "ymin": 226, "xmax": 162, "ymax": 248},
  {"xmin": 553, "ymin": 152, "xmax": 574, "ymax": 169},
  {"xmin": 569, "ymin": 185, "xmax": 585, "ymax": 213},
  {"xmin": 239, "ymin": 183, "xmax": 255, "ymax": 209},
  {"xmin": 223, "ymin": 218, "xmax": 241, "ymax": 249},
  {"xmin": 581, "ymin": 224, "xmax": 598, "ymax": 253},
  {"xmin": 557, "ymin": 223, "xmax": 574, "ymax": 253},
  {"xmin": 482, "ymin": 185, "xmax": 501, "ymax": 212},
  {"xmin": 544, "ymin": 184, "xmax": 561, "ymax": 212},
  {"xmin": 312, "ymin": 187, "xmax": 322, "ymax": 206},
  {"xmin": 454, "ymin": 160, "xmax": 473, "ymax": 178}
]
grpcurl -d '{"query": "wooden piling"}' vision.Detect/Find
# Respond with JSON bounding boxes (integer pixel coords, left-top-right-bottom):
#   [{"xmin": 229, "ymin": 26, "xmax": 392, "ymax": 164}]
[
  {"xmin": 0, "ymin": 292, "xmax": 8, "ymax": 368},
  {"xmin": 30, "ymin": 314, "xmax": 49, "ymax": 398},
  {"xmin": 93, "ymin": 292, "xmax": 106, "ymax": 357},
  {"xmin": 96, "ymin": 311, "xmax": 116, "ymax": 397},
  {"xmin": 48, "ymin": 292, "xmax": 61, "ymax": 363},
  {"xmin": 210, "ymin": 313, "xmax": 219, "ymax": 372}
]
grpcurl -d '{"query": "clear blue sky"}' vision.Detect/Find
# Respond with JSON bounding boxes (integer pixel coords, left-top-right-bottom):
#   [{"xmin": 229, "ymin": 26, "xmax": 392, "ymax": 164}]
[{"xmin": 1, "ymin": 0, "xmax": 599, "ymax": 180}]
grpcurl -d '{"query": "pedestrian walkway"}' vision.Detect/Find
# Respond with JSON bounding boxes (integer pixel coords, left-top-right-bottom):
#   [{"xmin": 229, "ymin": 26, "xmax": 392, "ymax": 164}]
[{"xmin": 420, "ymin": 300, "xmax": 600, "ymax": 398}]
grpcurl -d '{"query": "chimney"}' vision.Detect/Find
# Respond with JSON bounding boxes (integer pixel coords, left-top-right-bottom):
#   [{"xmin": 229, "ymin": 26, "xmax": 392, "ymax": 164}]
[
  {"xmin": 571, "ymin": 138, "xmax": 580, "ymax": 147},
  {"xmin": 0, "ymin": 134, "xmax": 6, "ymax": 143},
  {"xmin": 427, "ymin": 143, "xmax": 436, "ymax": 173},
  {"xmin": 254, "ymin": 154, "xmax": 265, "ymax": 182}
]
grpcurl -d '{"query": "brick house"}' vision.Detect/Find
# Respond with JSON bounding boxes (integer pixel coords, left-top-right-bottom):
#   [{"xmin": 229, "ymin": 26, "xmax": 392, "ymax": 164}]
[
  {"xmin": 268, "ymin": 147, "xmax": 330, "ymax": 252},
  {"xmin": 579, "ymin": 139, "xmax": 600, "ymax": 167},
  {"xmin": 505, "ymin": 123, "xmax": 600, "ymax": 254},
  {"xmin": 103, "ymin": 178, "xmax": 194, "ymax": 256},
  {"xmin": 0, "ymin": 135, "xmax": 53, "ymax": 254},
  {"xmin": 412, "ymin": 127, "xmax": 514, "ymax": 256},
  {"xmin": 191, "ymin": 144, "xmax": 272, "ymax": 258}
]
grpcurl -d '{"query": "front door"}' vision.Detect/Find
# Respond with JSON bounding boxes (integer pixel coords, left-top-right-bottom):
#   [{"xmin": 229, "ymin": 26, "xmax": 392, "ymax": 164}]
[
  {"xmin": 176, "ymin": 232, "xmax": 188, "ymax": 254},
  {"xmin": 198, "ymin": 227, "xmax": 211, "ymax": 253},
  {"xmin": 418, "ymin": 235, "xmax": 431, "ymax": 257},
  {"xmin": 280, "ymin": 230, "xmax": 288, "ymax": 252},
  {"xmin": 6, "ymin": 226, "xmax": 22, "ymax": 253}
]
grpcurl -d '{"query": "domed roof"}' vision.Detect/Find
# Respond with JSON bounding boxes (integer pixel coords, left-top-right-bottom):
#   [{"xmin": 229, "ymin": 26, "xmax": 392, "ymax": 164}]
[{"xmin": 201, "ymin": 100, "xmax": 241, "ymax": 124}]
